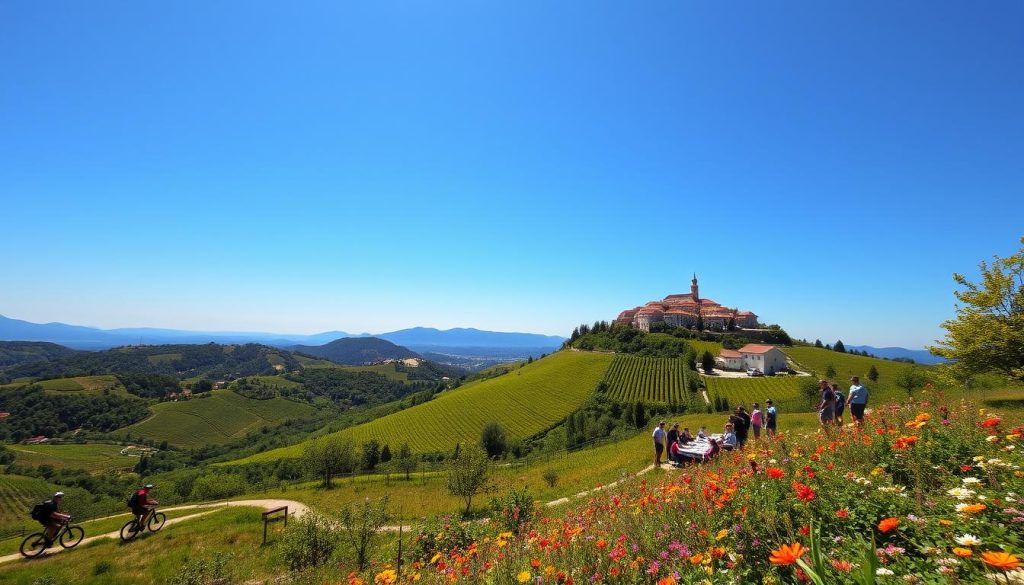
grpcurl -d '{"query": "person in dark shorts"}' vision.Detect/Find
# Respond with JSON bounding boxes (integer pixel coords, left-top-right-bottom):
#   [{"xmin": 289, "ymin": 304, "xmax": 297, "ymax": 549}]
[
  {"xmin": 33, "ymin": 492, "xmax": 70, "ymax": 544},
  {"xmin": 817, "ymin": 380, "xmax": 836, "ymax": 429},
  {"xmin": 847, "ymin": 376, "xmax": 869, "ymax": 426},
  {"xmin": 832, "ymin": 383, "xmax": 845, "ymax": 426},
  {"xmin": 764, "ymin": 400, "xmax": 778, "ymax": 437}
]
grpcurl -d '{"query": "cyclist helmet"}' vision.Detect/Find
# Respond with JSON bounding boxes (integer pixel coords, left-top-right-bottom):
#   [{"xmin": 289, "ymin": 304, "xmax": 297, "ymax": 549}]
[
  {"xmin": 144, "ymin": 484, "xmax": 154, "ymax": 489},
  {"xmin": 54, "ymin": 491, "xmax": 65, "ymax": 497}
]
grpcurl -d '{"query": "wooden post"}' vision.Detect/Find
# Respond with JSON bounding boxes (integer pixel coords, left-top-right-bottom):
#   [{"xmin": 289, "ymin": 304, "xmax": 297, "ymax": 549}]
[{"xmin": 396, "ymin": 523, "xmax": 403, "ymax": 579}]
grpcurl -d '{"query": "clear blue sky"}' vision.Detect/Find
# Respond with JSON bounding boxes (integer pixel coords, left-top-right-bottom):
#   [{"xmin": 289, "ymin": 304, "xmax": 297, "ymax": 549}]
[{"xmin": 2, "ymin": 2, "xmax": 1022, "ymax": 348}]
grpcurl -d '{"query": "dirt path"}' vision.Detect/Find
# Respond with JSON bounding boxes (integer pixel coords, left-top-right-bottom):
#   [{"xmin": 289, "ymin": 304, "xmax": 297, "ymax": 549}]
[
  {"xmin": 545, "ymin": 464, "xmax": 656, "ymax": 508},
  {"xmin": 0, "ymin": 499, "xmax": 308, "ymax": 566}
]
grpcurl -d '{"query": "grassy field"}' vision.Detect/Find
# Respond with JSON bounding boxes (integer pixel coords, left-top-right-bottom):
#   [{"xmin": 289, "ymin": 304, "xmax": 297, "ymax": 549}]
[
  {"xmin": 688, "ymin": 339, "xmax": 724, "ymax": 357},
  {"xmin": 0, "ymin": 375, "xmax": 127, "ymax": 396},
  {"xmin": 703, "ymin": 375, "xmax": 810, "ymax": 412},
  {"xmin": 782, "ymin": 346, "xmax": 934, "ymax": 403},
  {"xmin": 123, "ymin": 390, "xmax": 317, "ymax": 448},
  {"xmin": 0, "ymin": 474, "xmax": 62, "ymax": 534},
  {"xmin": 232, "ymin": 351, "xmax": 614, "ymax": 463},
  {"xmin": 602, "ymin": 355, "xmax": 698, "ymax": 405},
  {"xmin": 343, "ymin": 363, "xmax": 410, "ymax": 382},
  {"xmin": 0, "ymin": 507, "xmax": 286, "ymax": 585},
  {"xmin": 7, "ymin": 444, "xmax": 136, "ymax": 474},
  {"xmin": 230, "ymin": 374, "xmax": 304, "ymax": 390},
  {"xmin": 145, "ymin": 352, "xmax": 182, "ymax": 365}
]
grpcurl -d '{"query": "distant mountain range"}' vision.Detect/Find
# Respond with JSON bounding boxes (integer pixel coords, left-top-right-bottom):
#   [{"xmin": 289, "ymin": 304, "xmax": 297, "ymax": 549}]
[
  {"xmin": 0, "ymin": 315, "xmax": 564, "ymax": 354},
  {"xmin": 847, "ymin": 345, "xmax": 948, "ymax": 365}
]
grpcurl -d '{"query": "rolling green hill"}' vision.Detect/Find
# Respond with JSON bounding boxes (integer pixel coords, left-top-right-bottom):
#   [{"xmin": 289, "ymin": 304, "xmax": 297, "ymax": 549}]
[
  {"xmin": 7, "ymin": 443, "xmax": 136, "ymax": 473},
  {"xmin": 231, "ymin": 350, "xmax": 614, "ymax": 463},
  {"xmin": 0, "ymin": 341, "xmax": 78, "ymax": 368},
  {"xmin": 122, "ymin": 390, "xmax": 317, "ymax": 448},
  {"xmin": 0, "ymin": 343, "xmax": 300, "ymax": 382},
  {"xmin": 782, "ymin": 346, "xmax": 934, "ymax": 403}
]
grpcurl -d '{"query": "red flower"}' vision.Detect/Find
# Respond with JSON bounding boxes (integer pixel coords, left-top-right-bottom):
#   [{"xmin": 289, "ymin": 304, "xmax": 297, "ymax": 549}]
[
  {"xmin": 799, "ymin": 525, "xmax": 810, "ymax": 536},
  {"xmin": 791, "ymin": 481, "xmax": 816, "ymax": 502},
  {"xmin": 981, "ymin": 418, "xmax": 1002, "ymax": 428},
  {"xmin": 835, "ymin": 509, "xmax": 849, "ymax": 518},
  {"xmin": 767, "ymin": 467, "xmax": 785, "ymax": 479},
  {"xmin": 878, "ymin": 517, "xmax": 900, "ymax": 533}
]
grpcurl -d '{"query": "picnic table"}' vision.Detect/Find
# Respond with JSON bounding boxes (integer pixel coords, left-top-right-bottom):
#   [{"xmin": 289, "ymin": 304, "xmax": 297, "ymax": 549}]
[{"xmin": 672, "ymin": 434, "xmax": 723, "ymax": 463}]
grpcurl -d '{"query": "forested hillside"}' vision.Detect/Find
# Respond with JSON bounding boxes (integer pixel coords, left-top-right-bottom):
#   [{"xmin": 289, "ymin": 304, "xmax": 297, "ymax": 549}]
[
  {"xmin": 0, "ymin": 341, "xmax": 78, "ymax": 368},
  {"xmin": 0, "ymin": 343, "xmax": 299, "ymax": 382}
]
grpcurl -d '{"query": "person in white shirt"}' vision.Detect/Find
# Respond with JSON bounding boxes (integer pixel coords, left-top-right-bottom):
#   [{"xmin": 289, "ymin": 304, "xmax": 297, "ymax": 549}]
[{"xmin": 652, "ymin": 421, "xmax": 667, "ymax": 466}]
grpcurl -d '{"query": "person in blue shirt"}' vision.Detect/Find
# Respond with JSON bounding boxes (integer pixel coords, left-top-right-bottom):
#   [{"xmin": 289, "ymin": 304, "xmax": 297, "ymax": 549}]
[
  {"xmin": 764, "ymin": 400, "xmax": 778, "ymax": 438},
  {"xmin": 721, "ymin": 423, "xmax": 737, "ymax": 450},
  {"xmin": 847, "ymin": 376, "xmax": 870, "ymax": 427}
]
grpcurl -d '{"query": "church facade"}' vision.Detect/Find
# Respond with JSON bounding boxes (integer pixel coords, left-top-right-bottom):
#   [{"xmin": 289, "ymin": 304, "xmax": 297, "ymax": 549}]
[{"xmin": 615, "ymin": 276, "xmax": 759, "ymax": 332}]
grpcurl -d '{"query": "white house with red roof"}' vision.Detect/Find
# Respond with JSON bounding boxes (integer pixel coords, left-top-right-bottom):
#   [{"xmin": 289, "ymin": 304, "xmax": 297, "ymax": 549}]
[
  {"xmin": 716, "ymin": 349, "xmax": 744, "ymax": 370},
  {"xmin": 737, "ymin": 344, "xmax": 788, "ymax": 374},
  {"xmin": 615, "ymin": 275, "xmax": 759, "ymax": 332}
]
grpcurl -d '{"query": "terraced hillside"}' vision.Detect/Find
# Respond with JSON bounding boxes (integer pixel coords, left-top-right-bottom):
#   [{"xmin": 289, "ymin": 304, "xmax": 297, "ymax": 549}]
[
  {"xmin": 0, "ymin": 375, "xmax": 127, "ymax": 396},
  {"xmin": 123, "ymin": 390, "xmax": 317, "ymax": 448},
  {"xmin": 233, "ymin": 350, "xmax": 613, "ymax": 463},
  {"xmin": 602, "ymin": 355, "xmax": 699, "ymax": 406}
]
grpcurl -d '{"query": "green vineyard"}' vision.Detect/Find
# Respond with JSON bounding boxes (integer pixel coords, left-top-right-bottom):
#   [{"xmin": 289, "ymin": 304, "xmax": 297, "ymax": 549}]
[
  {"xmin": 703, "ymin": 376, "xmax": 809, "ymax": 412},
  {"xmin": 602, "ymin": 355, "xmax": 699, "ymax": 405}
]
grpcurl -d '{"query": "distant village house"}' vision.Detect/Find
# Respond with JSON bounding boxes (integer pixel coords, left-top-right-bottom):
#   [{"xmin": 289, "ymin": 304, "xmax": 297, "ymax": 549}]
[{"xmin": 716, "ymin": 344, "xmax": 788, "ymax": 375}]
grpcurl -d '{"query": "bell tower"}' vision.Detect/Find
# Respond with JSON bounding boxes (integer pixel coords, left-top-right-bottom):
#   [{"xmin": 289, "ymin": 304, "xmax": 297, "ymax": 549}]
[{"xmin": 690, "ymin": 273, "xmax": 699, "ymax": 302}]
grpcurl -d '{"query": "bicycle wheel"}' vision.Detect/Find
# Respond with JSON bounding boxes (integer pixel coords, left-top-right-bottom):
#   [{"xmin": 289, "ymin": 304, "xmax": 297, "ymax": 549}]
[
  {"xmin": 59, "ymin": 525, "xmax": 85, "ymax": 548},
  {"xmin": 148, "ymin": 512, "xmax": 166, "ymax": 532},
  {"xmin": 19, "ymin": 532, "xmax": 48, "ymax": 558},
  {"xmin": 120, "ymin": 519, "xmax": 140, "ymax": 541}
]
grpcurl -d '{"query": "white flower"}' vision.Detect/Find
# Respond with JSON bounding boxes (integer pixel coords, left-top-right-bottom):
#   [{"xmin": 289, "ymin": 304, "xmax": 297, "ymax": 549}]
[
  {"xmin": 877, "ymin": 567, "xmax": 895, "ymax": 576},
  {"xmin": 947, "ymin": 487, "xmax": 975, "ymax": 500},
  {"xmin": 985, "ymin": 568, "xmax": 1024, "ymax": 584},
  {"xmin": 987, "ymin": 436, "xmax": 1000, "ymax": 443},
  {"xmin": 955, "ymin": 534, "xmax": 982, "ymax": 546},
  {"xmin": 962, "ymin": 477, "xmax": 982, "ymax": 485}
]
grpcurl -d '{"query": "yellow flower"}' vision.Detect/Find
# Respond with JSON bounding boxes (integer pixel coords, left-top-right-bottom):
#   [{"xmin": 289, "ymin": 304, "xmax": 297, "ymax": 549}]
[
  {"xmin": 517, "ymin": 571, "xmax": 532, "ymax": 583},
  {"xmin": 430, "ymin": 553, "xmax": 441, "ymax": 564},
  {"xmin": 716, "ymin": 529, "xmax": 729, "ymax": 541}
]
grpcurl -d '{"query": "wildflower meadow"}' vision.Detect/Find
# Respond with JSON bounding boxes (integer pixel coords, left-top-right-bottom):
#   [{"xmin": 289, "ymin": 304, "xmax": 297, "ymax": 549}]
[{"xmin": 376, "ymin": 393, "xmax": 1024, "ymax": 584}]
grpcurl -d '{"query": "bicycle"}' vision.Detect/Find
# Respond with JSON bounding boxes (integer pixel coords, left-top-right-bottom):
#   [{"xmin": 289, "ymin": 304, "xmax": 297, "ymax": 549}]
[
  {"xmin": 20, "ymin": 518, "xmax": 85, "ymax": 558},
  {"xmin": 120, "ymin": 507, "xmax": 166, "ymax": 541}
]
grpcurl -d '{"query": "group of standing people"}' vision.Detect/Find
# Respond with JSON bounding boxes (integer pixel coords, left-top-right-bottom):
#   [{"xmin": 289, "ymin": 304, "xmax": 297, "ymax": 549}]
[
  {"xmin": 651, "ymin": 400, "xmax": 779, "ymax": 466},
  {"xmin": 817, "ymin": 375, "xmax": 870, "ymax": 429},
  {"xmin": 652, "ymin": 374, "xmax": 872, "ymax": 466}
]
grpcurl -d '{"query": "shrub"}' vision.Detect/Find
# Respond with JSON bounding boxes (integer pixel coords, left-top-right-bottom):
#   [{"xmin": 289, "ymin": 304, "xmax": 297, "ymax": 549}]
[
  {"xmin": 542, "ymin": 468, "xmax": 558, "ymax": 488},
  {"xmin": 489, "ymin": 487, "xmax": 535, "ymax": 535},
  {"xmin": 278, "ymin": 514, "xmax": 339, "ymax": 572}
]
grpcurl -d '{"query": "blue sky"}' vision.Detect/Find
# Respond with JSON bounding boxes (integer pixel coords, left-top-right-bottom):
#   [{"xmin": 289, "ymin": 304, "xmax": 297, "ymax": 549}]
[{"xmin": 1, "ymin": 2, "xmax": 1021, "ymax": 348}]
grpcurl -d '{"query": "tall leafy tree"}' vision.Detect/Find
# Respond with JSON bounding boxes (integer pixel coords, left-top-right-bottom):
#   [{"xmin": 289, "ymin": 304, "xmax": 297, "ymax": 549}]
[
  {"xmin": 446, "ymin": 446, "xmax": 491, "ymax": 516},
  {"xmin": 868, "ymin": 365, "xmax": 879, "ymax": 383},
  {"xmin": 834, "ymin": 340, "xmax": 846, "ymax": 353},
  {"xmin": 930, "ymin": 237, "xmax": 1024, "ymax": 383}
]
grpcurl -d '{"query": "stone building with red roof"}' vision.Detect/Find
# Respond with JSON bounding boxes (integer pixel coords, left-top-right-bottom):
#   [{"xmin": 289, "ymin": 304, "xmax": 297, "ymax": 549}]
[{"xmin": 615, "ymin": 275, "xmax": 759, "ymax": 332}]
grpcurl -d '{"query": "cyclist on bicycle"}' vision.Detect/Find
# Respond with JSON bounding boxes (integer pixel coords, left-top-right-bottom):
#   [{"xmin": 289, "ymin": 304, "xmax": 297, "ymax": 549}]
[
  {"xmin": 129, "ymin": 484, "xmax": 158, "ymax": 528},
  {"xmin": 33, "ymin": 492, "xmax": 71, "ymax": 545}
]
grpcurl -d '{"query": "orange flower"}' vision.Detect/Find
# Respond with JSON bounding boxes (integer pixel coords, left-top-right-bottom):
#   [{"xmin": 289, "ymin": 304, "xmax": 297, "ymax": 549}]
[
  {"xmin": 831, "ymin": 559, "xmax": 852, "ymax": 571},
  {"xmin": 952, "ymin": 547, "xmax": 973, "ymax": 558},
  {"xmin": 792, "ymin": 481, "xmax": 816, "ymax": 502},
  {"xmin": 657, "ymin": 577, "xmax": 677, "ymax": 585},
  {"xmin": 688, "ymin": 553, "xmax": 703, "ymax": 565},
  {"xmin": 595, "ymin": 539, "xmax": 607, "ymax": 550},
  {"xmin": 960, "ymin": 504, "xmax": 987, "ymax": 514},
  {"xmin": 878, "ymin": 517, "xmax": 900, "ymax": 533},
  {"xmin": 769, "ymin": 543, "xmax": 807, "ymax": 566},
  {"xmin": 835, "ymin": 509, "xmax": 849, "ymax": 519},
  {"xmin": 766, "ymin": 467, "xmax": 785, "ymax": 479},
  {"xmin": 981, "ymin": 551, "xmax": 1021, "ymax": 570}
]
